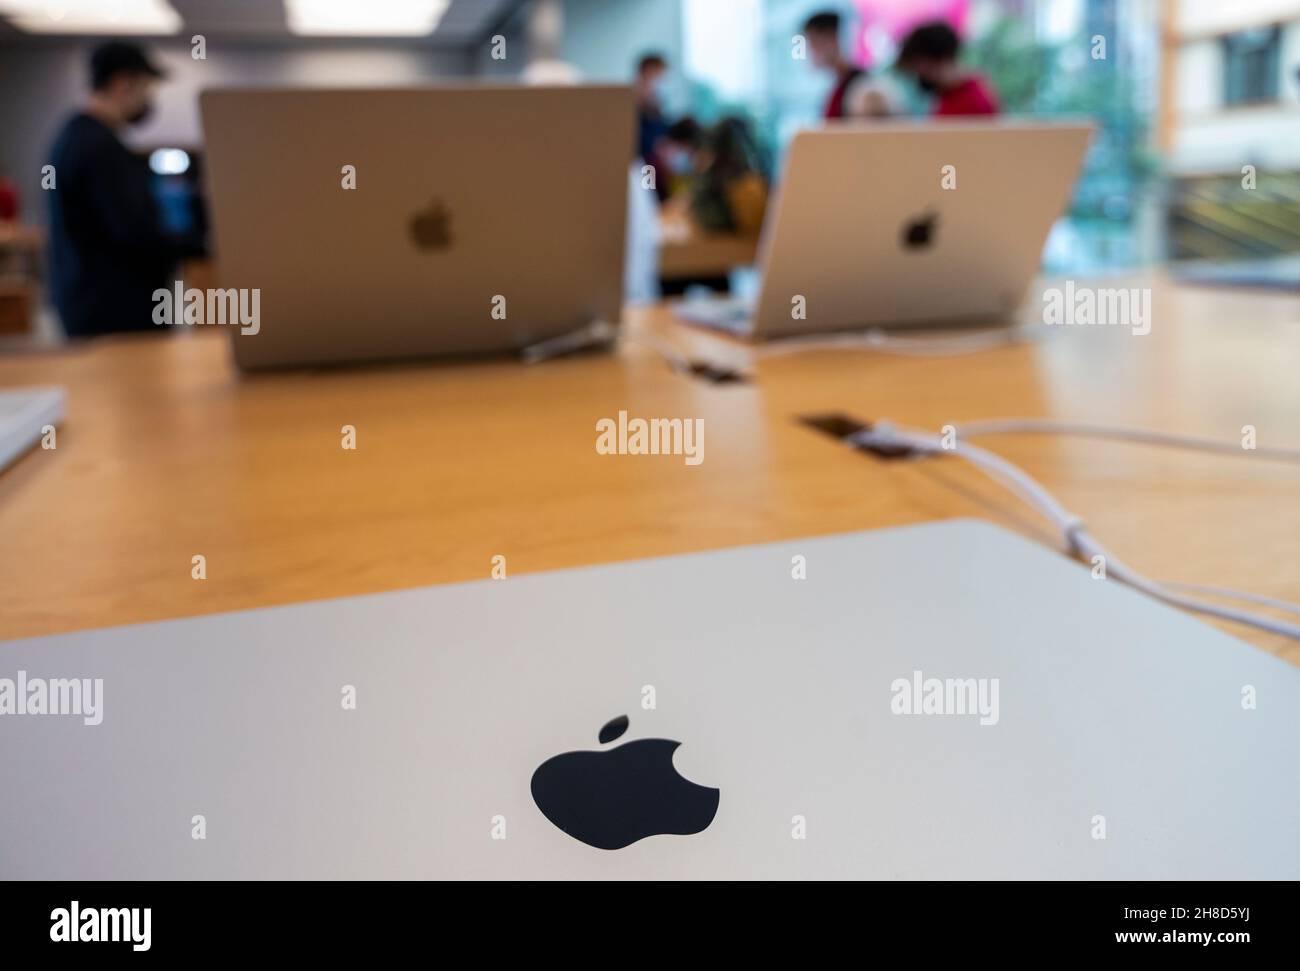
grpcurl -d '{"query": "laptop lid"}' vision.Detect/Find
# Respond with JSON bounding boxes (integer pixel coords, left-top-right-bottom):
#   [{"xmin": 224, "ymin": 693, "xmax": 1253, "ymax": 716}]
[
  {"xmin": 2, "ymin": 519, "xmax": 1296, "ymax": 878},
  {"xmin": 751, "ymin": 121, "xmax": 1093, "ymax": 338},
  {"xmin": 199, "ymin": 85, "xmax": 634, "ymax": 369}
]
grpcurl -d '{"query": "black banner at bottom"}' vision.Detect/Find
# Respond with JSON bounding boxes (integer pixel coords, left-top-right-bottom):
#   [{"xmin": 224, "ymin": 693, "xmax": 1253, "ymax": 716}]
[{"xmin": 0, "ymin": 879, "xmax": 1280, "ymax": 957}]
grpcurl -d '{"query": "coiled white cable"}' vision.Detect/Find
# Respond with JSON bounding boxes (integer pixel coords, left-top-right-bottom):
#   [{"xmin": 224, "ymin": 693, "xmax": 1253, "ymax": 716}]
[{"xmin": 850, "ymin": 421, "xmax": 1300, "ymax": 641}]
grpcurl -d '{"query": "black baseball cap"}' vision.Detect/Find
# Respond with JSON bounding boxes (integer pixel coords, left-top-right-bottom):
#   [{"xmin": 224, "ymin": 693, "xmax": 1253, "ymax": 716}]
[{"xmin": 90, "ymin": 41, "xmax": 166, "ymax": 90}]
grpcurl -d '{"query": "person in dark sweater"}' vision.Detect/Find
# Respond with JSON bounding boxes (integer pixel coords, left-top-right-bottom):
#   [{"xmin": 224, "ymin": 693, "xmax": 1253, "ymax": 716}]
[
  {"xmin": 47, "ymin": 41, "xmax": 203, "ymax": 337},
  {"xmin": 634, "ymin": 52, "xmax": 673, "ymax": 201}
]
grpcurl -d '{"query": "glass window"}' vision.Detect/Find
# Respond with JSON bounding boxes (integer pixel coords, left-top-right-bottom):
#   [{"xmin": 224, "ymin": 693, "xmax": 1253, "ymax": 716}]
[{"xmin": 1222, "ymin": 26, "xmax": 1281, "ymax": 106}]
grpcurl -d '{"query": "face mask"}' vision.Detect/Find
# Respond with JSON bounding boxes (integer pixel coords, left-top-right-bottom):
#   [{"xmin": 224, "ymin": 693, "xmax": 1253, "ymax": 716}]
[{"xmin": 126, "ymin": 101, "xmax": 154, "ymax": 126}]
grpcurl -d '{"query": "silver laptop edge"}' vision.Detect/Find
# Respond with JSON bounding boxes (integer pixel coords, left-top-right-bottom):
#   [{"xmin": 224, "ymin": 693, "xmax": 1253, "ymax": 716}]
[
  {"xmin": 3, "ymin": 519, "xmax": 1296, "ymax": 879},
  {"xmin": 200, "ymin": 85, "xmax": 635, "ymax": 369}
]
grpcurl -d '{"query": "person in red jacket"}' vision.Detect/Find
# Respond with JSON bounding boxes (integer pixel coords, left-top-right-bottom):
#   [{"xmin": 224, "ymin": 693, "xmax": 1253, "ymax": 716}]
[
  {"xmin": 0, "ymin": 165, "xmax": 19, "ymax": 222},
  {"xmin": 804, "ymin": 10, "xmax": 893, "ymax": 120},
  {"xmin": 896, "ymin": 21, "xmax": 1000, "ymax": 117}
]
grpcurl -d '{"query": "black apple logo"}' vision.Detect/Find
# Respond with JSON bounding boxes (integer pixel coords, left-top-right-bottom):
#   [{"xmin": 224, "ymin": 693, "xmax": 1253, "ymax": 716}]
[
  {"xmin": 901, "ymin": 210, "xmax": 938, "ymax": 250},
  {"xmin": 410, "ymin": 198, "xmax": 453, "ymax": 250},
  {"xmin": 530, "ymin": 714, "xmax": 720, "ymax": 851}
]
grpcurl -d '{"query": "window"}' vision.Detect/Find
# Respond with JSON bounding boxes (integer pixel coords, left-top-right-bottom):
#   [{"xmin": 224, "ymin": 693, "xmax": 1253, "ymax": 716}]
[{"xmin": 1222, "ymin": 26, "xmax": 1280, "ymax": 106}]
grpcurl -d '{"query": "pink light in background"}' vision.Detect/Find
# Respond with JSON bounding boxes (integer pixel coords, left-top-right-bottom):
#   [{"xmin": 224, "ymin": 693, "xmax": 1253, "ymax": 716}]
[{"xmin": 851, "ymin": 0, "xmax": 971, "ymax": 67}]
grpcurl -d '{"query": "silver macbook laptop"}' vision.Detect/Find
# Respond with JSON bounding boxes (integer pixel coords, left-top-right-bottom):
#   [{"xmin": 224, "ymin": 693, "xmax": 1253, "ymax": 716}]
[
  {"xmin": 200, "ymin": 86, "xmax": 634, "ymax": 370},
  {"xmin": 2, "ymin": 519, "xmax": 1296, "ymax": 879},
  {"xmin": 676, "ymin": 121, "xmax": 1093, "ymax": 339}
]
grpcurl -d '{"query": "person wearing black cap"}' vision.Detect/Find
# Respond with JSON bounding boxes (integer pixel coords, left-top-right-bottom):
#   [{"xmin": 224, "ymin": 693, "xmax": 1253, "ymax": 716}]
[
  {"xmin": 46, "ymin": 41, "xmax": 204, "ymax": 337},
  {"xmin": 895, "ymin": 21, "xmax": 1001, "ymax": 117},
  {"xmin": 802, "ymin": 11, "xmax": 894, "ymax": 120}
]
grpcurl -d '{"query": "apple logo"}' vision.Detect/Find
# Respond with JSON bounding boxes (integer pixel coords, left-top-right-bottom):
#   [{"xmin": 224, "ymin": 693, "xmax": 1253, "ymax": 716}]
[
  {"xmin": 530, "ymin": 714, "xmax": 720, "ymax": 850},
  {"xmin": 409, "ymin": 198, "xmax": 453, "ymax": 250},
  {"xmin": 901, "ymin": 210, "xmax": 938, "ymax": 250}
]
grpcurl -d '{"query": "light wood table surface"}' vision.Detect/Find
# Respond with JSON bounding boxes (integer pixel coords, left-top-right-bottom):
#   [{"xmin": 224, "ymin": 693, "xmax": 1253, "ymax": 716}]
[
  {"xmin": 658, "ymin": 227, "xmax": 760, "ymax": 279},
  {"xmin": 1, "ymin": 274, "xmax": 1297, "ymax": 665},
  {"xmin": 658, "ymin": 208, "xmax": 760, "ymax": 279}
]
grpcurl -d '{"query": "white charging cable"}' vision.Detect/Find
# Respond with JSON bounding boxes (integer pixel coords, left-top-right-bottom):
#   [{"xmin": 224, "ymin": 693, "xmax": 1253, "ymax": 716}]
[
  {"xmin": 613, "ymin": 323, "xmax": 1031, "ymax": 380},
  {"xmin": 849, "ymin": 421, "xmax": 1300, "ymax": 640},
  {"xmin": 523, "ymin": 323, "xmax": 749, "ymax": 382},
  {"xmin": 759, "ymin": 325, "xmax": 1033, "ymax": 359},
  {"xmin": 955, "ymin": 418, "xmax": 1300, "ymax": 463},
  {"xmin": 530, "ymin": 319, "xmax": 1031, "ymax": 374},
  {"xmin": 1160, "ymin": 582, "xmax": 1300, "ymax": 618}
]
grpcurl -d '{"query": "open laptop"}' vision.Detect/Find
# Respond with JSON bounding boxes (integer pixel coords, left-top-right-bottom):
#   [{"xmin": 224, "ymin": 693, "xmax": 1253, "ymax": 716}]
[
  {"xmin": 676, "ymin": 121, "xmax": 1093, "ymax": 339},
  {"xmin": 200, "ymin": 86, "xmax": 634, "ymax": 370},
  {"xmin": 3, "ymin": 519, "xmax": 1296, "ymax": 879}
]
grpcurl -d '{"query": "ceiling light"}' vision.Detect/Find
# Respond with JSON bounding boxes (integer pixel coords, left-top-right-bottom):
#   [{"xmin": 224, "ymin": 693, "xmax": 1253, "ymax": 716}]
[
  {"xmin": 0, "ymin": 0, "xmax": 182, "ymax": 34},
  {"xmin": 285, "ymin": 0, "xmax": 451, "ymax": 37}
]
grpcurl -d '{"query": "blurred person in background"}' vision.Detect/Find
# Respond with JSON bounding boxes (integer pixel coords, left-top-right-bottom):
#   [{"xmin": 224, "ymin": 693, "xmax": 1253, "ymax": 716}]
[
  {"xmin": 803, "ymin": 10, "xmax": 896, "ymax": 119},
  {"xmin": 0, "ymin": 163, "xmax": 19, "ymax": 223},
  {"xmin": 656, "ymin": 116, "xmax": 768, "ymax": 297},
  {"xmin": 688, "ymin": 117, "xmax": 768, "ymax": 237},
  {"xmin": 635, "ymin": 52, "xmax": 673, "ymax": 200},
  {"xmin": 895, "ymin": 21, "xmax": 1000, "ymax": 116},
  {"xmin": 521, "ymin": 0, "xmax": 582, "ymax": 84},
  {"xmin": 658, "ymin": 117, "xmax": 702, "ymax": 200},
  {"xmin": 626, "ymin": 54, "xmax": 680, "ymax": 303},
  {"xmin": 46, "ymin": 41, "xmax": 205, "ymax": 338}
]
